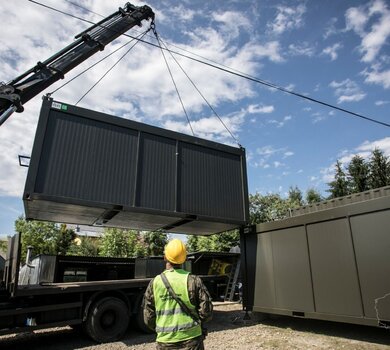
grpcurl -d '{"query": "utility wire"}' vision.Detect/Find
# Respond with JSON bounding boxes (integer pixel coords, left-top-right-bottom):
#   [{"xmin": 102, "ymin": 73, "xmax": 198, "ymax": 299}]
[
  {"xmin": 49, "ymin": 32, "xmax": 143, "ymax": 95},
  {"xmin": 76, "ymin": 28, "xmax": 150, "ymax": 105},
  {"xmin": 160, "ymin": 37, "xmax": 241, "ymax": 147},
  {"xmin": 28, "ymin": 0, "xmax": 390, "ymax": 128},
  {"xmin": 63, "ymin": 0, "xmax": 257, "ymax": 82},
  {"xmin": 152, "ymin": 25, "xmax": 195, "ymax": 136},
  {"xmin": 63, "ymin": 0, "xmax": 102, "ymax": 18}
]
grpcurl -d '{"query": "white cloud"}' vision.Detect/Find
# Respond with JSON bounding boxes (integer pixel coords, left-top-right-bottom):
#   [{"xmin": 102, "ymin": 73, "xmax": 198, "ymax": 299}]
[
  {"xmin": 356, "ymin": 137, "xmax": 390, "ymax": 155},
  {"xmin": 329, "ymin": 79, "xmax": 366, "ymax": 103},
  {"xmin": 256, "ymin": 145, "xmax": 278, "ymax": 157},
  {"xmin": 273, "ymin": 161, "xmax": 283, "ymax": 168},
  {"xmin": 337, "ymin": 94, "xmax": 366, "ymax": 103},
  {"xmin": 322, "ymin": 43, "xmax": 343, "ymax": 61},
  {"xmin": 252, "ymin": 158, "xmax": 270, "ymax": 169},
  {"xmin": 163, "ymin": 110, "xmax": 245, "ymax": 145},
  {"xmin": 323, "ymin": 17, "xmax": 339, "ymax": 39},
  {"xmin": 267, "ymin": 115, "xmax": 292, "ymax": 128},
  {"xmin": 345, "ymin": 7, "xmax": 369, "ymax": 35},
  {"xmin": 250, "ymin": 41, "xmax": 284, "ymax": 63},
  {"xmin": 284, "ymin": 83, "xmax": 295, "ymax": 91},
  {"xmin": 288, "ymin": 42, "xmax": 315, "ymax": 57},
  {"xmin": 345, "ymin": 0, "xmax": 390, "ymax": 63},
  {"xmin": 312, "ymin": 115, "xmax": 326, "ymax": 124},
  {"xmin": 362, "ymin": 66, "xmax": 390, "ymax": 89},
  {"xmin": 375, "ymin": 100, "xmax": 390, "ymax": 105},
  {"xmin": 169, "ymin": 5, "xmax": 199, "ymax": 22},
  {"xmin": 252, "ymin": 145, "xmax": 292, "ymax": 170},
  {"xmin": 268, "ymin": 4, "xmax": 306, "ymax": 35},
  {"xmin": 212, "ymin": 11, "xmax": 251, "ymax": 39},
  {"xmin": 247, "ymin": 104, "xmax": 274, "ymax": 114}
]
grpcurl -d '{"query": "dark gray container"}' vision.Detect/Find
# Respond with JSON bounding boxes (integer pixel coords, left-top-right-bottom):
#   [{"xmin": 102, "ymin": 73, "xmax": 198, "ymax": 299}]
[
  {"xmin": 241, "ymin": 186, "xmax": 390, "ymax": 328},
  {"xmin": 134, "ymin": 257, "xmax": 165, "ymax": 278},
  {"xmin": 24, "ymin": 98, "xmax": 249, "ymax": 235}
]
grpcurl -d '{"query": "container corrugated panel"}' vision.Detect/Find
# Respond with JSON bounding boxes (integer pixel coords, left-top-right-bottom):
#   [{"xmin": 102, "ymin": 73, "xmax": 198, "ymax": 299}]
[
  {"xmin": 288, "ymin": 185, "xmax": 390, "ymax": 217},
  {"xmin": 23, "ymin": 99, "xmax": 249, "ymax": 235}
]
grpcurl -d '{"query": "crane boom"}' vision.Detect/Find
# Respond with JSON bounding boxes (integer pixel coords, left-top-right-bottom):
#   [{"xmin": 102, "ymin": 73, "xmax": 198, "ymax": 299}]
[{"xmin": 0, "ymin": 2, "xmax": 154, "ymax": 126}]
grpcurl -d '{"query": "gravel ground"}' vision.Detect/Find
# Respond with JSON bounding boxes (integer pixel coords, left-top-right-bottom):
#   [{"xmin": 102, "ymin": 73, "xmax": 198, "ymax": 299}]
[{"xmin": 0, "ymin": 302, "xmax": 389, "ymax": 349}]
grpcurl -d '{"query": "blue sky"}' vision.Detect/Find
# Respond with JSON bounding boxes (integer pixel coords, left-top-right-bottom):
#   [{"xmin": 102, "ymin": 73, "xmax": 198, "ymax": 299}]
[{"xmin": 0, "ymin": 0, "xmax": 389, "ymax": 238}]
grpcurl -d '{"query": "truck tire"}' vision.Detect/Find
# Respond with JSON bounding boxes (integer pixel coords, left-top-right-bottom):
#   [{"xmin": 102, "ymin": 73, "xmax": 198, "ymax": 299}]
[
  {"xmin": 85, "ymin": 297, "xmax": 129, "ymax": 343},
  {"xmin": 134, "ymin": 307, "xmax": 154, "ymax": 334}
]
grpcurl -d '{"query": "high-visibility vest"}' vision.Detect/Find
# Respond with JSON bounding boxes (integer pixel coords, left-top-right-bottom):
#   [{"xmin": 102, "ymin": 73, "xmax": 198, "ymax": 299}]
[{"xmin": 153, "ymin": 269, "xmax": 202, "ymax": 343}]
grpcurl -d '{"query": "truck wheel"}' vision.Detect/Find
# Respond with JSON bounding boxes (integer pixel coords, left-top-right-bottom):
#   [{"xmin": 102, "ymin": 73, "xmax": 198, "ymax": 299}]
[
  {"xmin": 85, "ymin": 297, "xmax": 129, "ymax": 343},
  {"xmin": 134, "ymin": 307, "xmax": 154, "ymax": 334}
]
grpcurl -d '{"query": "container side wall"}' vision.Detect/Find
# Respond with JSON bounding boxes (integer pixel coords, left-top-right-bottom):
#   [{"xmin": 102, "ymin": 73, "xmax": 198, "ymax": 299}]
[
  {"xmin": 271, "ymin": 226, "xmax": 315, "ymax": 312},
  {"xmin": 240, "ymin": 228, "xmax": 257, "ymax": 310},
  {"xmin": 179, "ymin": 142, "xmax": 244, "ymax": 219},
  {"xmin": 136, "ymin": 133, "xmax": 176, "ymax": 211},
  {"xmin": 35, "ymin": 112, "xmax": 138, "ymax": 206},
  {"xmin": 351, "ymin": 210, "xmax": 390, "ymax": 320},
  {"xmin": 307, "ymin": 219, "xmax": 363, "ymax": 317},
  {"xmin": 254, "ymin": 232, "xmax": 276, "ymax": 309}
]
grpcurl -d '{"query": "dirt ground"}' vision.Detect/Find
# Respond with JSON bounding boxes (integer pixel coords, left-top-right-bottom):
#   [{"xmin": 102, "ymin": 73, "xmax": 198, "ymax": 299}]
[{"xmin": 0, "ymin": 302, "xmax": 389, "ymax": 349}]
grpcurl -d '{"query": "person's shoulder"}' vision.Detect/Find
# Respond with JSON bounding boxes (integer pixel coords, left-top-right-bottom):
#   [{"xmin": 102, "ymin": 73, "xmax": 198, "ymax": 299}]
[
  {"xmin": 188, "ymin": 273, "xmax": 203, "ymax": 285},
  {"xmin": 147, "ymin": 276, "xmax": 157, "ymax": 288}
]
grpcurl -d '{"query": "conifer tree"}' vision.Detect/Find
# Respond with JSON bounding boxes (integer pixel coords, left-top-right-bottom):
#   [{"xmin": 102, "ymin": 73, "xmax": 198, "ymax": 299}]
[
  {"xmin": 327, "ymin": 160, "xmax": 349, "ymax": 198},
  {"xmin": 368, "ymin": 149, "xmax": 390, "ymax": 189},
  {"xmin": 347, "ymin": 155, "xmax": 369, "ymax": 193}
]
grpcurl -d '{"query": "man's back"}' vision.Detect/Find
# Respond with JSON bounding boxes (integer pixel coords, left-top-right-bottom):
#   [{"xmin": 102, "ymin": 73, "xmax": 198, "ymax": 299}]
[{"xmin": 143, "ymin": 239, "xmax": 213, "ymax": 350}]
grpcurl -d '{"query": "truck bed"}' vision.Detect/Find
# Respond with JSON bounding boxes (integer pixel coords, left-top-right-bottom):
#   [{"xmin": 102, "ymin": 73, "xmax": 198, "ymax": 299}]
[{"xmin": 15, "ymin": 277, "xmax": 152, "ymax": 297}]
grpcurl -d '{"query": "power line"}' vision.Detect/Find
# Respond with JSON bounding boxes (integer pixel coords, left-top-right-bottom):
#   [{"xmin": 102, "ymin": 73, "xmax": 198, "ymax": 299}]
[
  {"xmin": 49, "ymin": 32, "xmax": 142, "ymax": 95},
  {"xmin": 63, "ymin": 0, "xmax": 258, "ymax": 82},
  {"xmin": 28, "ymin": 0, "xmax": 390, "ymax": 128}
]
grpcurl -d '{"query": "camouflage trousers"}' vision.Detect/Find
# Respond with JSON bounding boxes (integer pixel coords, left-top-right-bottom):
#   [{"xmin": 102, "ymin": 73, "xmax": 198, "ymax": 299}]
[{"xmin": 156, "ymin": 336, "xmax": 204, "ymax": 350}]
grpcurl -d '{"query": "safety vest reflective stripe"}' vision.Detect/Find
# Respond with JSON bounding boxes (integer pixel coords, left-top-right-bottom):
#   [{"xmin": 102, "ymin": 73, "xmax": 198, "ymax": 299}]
[
  {"xmin": 155, "ymin": 322, "xmax": 199, "ymax": 333},
  {"xmin": 156, "ymin": 307, "xmax": 188, "ymax": 317}
]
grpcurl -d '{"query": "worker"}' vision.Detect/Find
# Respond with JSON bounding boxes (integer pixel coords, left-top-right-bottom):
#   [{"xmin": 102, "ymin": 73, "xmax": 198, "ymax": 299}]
[{"xmin": 143, "ymin": 239, "xmax": 213, "ymax": 350}]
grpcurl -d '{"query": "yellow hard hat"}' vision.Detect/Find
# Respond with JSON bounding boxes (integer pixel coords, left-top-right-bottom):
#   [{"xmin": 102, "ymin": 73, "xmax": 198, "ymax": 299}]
[{"xmin": 164, "ymin": 239, "xmax": 187, "ymax": 264}]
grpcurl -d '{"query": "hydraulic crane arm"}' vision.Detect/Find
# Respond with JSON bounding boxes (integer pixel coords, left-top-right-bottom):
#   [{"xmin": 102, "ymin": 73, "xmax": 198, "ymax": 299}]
[{"xmin": 0, "ymin": 2, "xmax": 154, "ymax": 126}]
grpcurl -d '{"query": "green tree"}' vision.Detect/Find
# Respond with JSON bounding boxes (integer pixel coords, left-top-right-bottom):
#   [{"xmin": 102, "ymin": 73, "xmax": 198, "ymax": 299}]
[
  {"xmin": 210, "ymin": 230, "xmax": 240, "ymax": 252},
  {"xmin": 187, "ymin": 236, "xmax": 216, "ymax": 252},
  {"xmin": 249, "ymin": 193, "xmax": 292, "ymax": 224},
  {"xmin": 143, "ymin": 230, "xmax": 168, "ymax": 256},
  {"xmin": 187, "ymin": 229, "xmax": 241, "ymax": 253},
  {"xmin": 347, "ymin": 155, "xmax": 369, "ymax": 193},
  {"xmin": 196, "ymin": 236, "xmax": 216, "ymax": 252},
  {"xmin": 0, "ymin": 239, "xmax": 7, "ymax": 253},
  {"xmin": 305, "ymin": 188, "xmax": 322, "ymax": 204},
  {"xmin": 288, "ymin": 186, "xmax": 303, "ymax": 206},
  {"xmin": 368, "ymin": 149, "xmax": 390, "ymax": 189},
  {"xmin": 186, "ymin": 235, "xmax": 201, "ymax": 252},
  {"xmin": 99, "ymin": 228, "xmax": 147, "ymax": 258},
  {"xmin": 15, "ymin": 217, "xmax": 75, "ymax": 261},
  {"xmin": 67, "ymin": 236, "xmax": 99, "ymax": 256},
  {"xmin": 55, "ymin": 224, "xmax": 76, "ymax": 255},
  {"xmin": 327, "ymin": 160, "xmax": 349, "ymax": 198}
]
